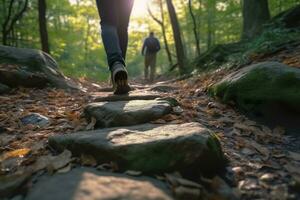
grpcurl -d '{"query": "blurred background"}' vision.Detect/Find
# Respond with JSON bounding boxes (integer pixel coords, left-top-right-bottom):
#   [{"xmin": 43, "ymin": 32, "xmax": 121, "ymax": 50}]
[{"xmin": 0, "ymin": 0, "xmax": 299, "ymax": 81}]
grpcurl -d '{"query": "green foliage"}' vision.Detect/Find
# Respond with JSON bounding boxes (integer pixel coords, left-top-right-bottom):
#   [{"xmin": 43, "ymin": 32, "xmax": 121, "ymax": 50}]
[
  {"xmin": 1, "ymin": 0, "xmax": 299, "ymax": 80},
  {"xmin": 195, "ymin": 27, "xmax": 300, "ymax": 72},
  {"xmin": 206, "ymin": 133, "xmax": 224, "ymax": 163}
]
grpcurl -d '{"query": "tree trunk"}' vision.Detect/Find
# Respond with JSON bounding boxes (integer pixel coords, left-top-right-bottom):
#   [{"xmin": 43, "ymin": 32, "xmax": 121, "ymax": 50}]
[
  {"xmin": 38, "ymin": 0, "xmax": 50, "ymax": 53},
  {"xmin": 188, "ymin": 0, "xmax": 200, "ymax": 56},
  {"xmin": 1, "ymin": 0, "xmax": 28, "ymax": 45},
  {"xmin": 147, "ymin": 1, "xmax": 173, "ymax": 67},
  {"xmin": 242, "ymin": 0, "xmax": 271, "ymax": 40},
  {"xmin": 166, "ymin": 0, "xmax": 186, "ymax": 75},
  {"xmin": 159, "ymin": 0, "xmax": 173, "ymax": 67},
  {"xmin": 207, "ymin": 0, "xmax": 216, "ymax": 49}
]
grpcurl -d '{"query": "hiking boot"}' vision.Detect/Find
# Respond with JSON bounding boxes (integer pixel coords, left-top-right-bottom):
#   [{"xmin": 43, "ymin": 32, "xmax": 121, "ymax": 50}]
[{"xmin": 111, "ymin": 62, "xmax": 131, "ymax": 95}]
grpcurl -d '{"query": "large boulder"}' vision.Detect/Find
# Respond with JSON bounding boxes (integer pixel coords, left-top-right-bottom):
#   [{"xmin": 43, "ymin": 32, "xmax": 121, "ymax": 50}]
[
  {"xmin": 0, "ymin": 45, "xmax": 78, "ymax": 90},
  {"xmin": 49, "ymin": 123, "xmax": 225, "ymax": 174},
  {"xmin": 210, "ymin": 62, "xmax": 300, "ymax": 132},
  {"xmin": 26, "ymin": 168, "xmax": 172, "ymax": 200},
  {"xmin": 84, "ymin": 99, "xmax": 173, "ymax": 128}
]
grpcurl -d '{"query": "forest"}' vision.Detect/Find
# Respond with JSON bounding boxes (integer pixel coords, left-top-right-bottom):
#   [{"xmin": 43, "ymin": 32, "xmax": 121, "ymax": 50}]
[
  {"xmin": 0, "ymin": 0, "xmax": 300, "ymax": 200},
  {"xmin": 0, "ymin": 0, "xmax": 298, "ymax": 79}
]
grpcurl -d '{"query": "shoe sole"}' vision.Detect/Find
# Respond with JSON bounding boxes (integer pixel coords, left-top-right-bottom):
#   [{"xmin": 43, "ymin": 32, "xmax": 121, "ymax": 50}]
[{"xmin": 113, "ymin": 70, "xmax": 131, "ymax": 95}]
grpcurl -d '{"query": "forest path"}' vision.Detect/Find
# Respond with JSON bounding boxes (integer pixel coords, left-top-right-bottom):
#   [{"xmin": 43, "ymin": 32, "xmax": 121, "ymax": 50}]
[{"xmin": 1, "ymin": 79, "xmax": 300, "ymax": 199}]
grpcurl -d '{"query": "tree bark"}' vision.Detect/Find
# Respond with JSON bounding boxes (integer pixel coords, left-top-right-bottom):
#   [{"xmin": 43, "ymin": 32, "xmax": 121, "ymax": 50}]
[
  {"xmin": 207, "ymin": 0, "xmax": 216, "ymax": 49},
  {"xmin": 147, "ymin": 1, "xmax": 173, "ymax": 67},
  {"xmin": 38, "ymin": 0, "xmax": 50, "ymax": 53},
  {"xmin": 166, "ymin": 0, "xmax": 186, "ymax": 75},
  {"xmin": 2, "ymin": 0, "xmax": 28, "ymax": 46},
  {"xmin": 188, "ymin": 0, "xmax": 200, "ymax": 56},
  {"xmin": 242, "ymin": 0, "xmax": 271, "ymax": 40}
]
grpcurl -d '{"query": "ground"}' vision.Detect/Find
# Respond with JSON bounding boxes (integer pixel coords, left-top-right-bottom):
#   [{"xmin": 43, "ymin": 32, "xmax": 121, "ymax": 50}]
[{"xmin": 0, "ymin": 45, "xmax": 300, "ymax": 199}]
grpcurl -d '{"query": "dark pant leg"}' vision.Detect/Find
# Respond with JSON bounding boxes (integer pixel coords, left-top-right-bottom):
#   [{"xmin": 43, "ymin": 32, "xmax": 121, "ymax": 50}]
[
  {"xmin": 95, "ymin": 0, "xmax": 124, "ymax": 68},
  {"xmin": 117, "ymin": 0, "xmax": 134, "ymax": 59},
  {"xmin": 150, "ymin": 53, "xmax": 157, "ymax": 82}
]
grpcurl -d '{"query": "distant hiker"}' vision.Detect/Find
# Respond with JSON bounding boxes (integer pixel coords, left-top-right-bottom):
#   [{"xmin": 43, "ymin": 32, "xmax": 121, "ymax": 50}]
[
  {"xmin": 142, "ymin": 32, "xmax": 161, "ymax": 82},
  {"xmin": 95, "ymin": 0, "xmax": 134, "ymax": 94}
]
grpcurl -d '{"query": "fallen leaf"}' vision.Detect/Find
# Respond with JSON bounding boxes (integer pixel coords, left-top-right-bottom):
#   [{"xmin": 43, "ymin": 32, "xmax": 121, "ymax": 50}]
[
  {"xmin": 0, "ymin": 148, "xmax": 31, "ymax": 162},
  {"xmin": 245, "ymin": 139, "xmax": 270, "ymax": 159}
]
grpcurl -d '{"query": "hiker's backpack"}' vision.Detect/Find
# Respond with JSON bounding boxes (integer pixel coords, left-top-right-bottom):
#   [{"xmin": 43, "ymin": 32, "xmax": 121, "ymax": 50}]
[{"xmin": 146, "ymin": 37, "xmax": 160, "ymax": 53}]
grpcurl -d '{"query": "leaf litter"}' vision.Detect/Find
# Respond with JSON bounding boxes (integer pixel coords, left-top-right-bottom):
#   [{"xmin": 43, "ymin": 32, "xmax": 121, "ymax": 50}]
[{"xmin": 0, "ymin": 73, "xmax": 300, "ymax": 199}]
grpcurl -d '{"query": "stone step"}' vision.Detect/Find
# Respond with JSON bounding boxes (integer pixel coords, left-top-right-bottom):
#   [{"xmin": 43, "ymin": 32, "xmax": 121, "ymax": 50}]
[
  {"xmin": 84, "ymin": 99, "xmax": 173, "ymax": 128},
  {"xmin": 150, "ymin": 85, "xmax": 178, "ymax": 93},
  {"xmin": 91, "ymin": 92, "xmax": 161, "ymax": 102},
  {"xmin": 49, "ymin": 123, "xmax": 225, "ymax": 174},
  {"xmin": 25, "ymin": 168, "xmax": 172, "ymax": 200}
]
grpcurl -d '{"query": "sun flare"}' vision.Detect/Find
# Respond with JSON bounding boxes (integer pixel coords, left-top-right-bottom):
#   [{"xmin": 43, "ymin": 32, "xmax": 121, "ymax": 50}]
[{"xmin": 132, "ymin": 0, "xmax": 149, "ymax": 17}]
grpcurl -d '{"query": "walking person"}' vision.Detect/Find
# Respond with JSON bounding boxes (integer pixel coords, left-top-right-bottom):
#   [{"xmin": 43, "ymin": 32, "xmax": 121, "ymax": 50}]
[
  {"xmin": 141, "ymin": 32, "xmax": 161, "ymax": 82},
  {"xmin": 95, "ymin": 0, "xmax": 134, "ymax": 94}
]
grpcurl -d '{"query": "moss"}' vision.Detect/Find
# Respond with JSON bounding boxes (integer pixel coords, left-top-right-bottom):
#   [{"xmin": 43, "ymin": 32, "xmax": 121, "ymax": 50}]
[
  {"xmin": 206, "ymin": 133, "xmax": 224, "ymax": 162},
  {"xmin": 211, "ymin": 67, "xmax": 300, "ymax": 113},
  {"xmin": 120, "ymin": 142, "xmax": 185, "ymax": 173}
]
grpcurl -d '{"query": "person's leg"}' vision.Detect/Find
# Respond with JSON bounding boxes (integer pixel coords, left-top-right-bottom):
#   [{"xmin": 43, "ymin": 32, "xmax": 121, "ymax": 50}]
[
  {"xmin": 117, "ymin": 0, "xmax": 134, "ymax": 59},
  {"xmin": 144, "ymin": 56, "xmax": 149, "ymax": 80},
  {"xmin": 96, "ymin": 0, "xmax": 131, "ymax": 94},
  {"xmin": 150, "ymin": 54, "xmax": 157, "ymax": 82},
  {"xmin": 95, "ymin": 0, "xmax": 124, "ymax": 68}
]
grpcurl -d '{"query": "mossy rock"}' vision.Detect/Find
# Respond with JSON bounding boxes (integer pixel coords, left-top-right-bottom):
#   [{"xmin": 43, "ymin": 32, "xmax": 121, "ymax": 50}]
[
  {"xmin": 49, "ymin": 123, "xmax": 226, "ymax": 175},
  {"xmin": 209, "ymin": 62, "xmax": 300, "ymax": 132}
]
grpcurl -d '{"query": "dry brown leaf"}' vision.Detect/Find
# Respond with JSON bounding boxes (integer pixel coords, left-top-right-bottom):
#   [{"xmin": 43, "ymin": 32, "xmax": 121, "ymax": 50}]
[
  {"xmin": 0, "ymin": 148, "xmax": 31, "ymax": 162},
  {"xmin": 245, "ymin": 139, "xmax": 270, "ymax": 159}
]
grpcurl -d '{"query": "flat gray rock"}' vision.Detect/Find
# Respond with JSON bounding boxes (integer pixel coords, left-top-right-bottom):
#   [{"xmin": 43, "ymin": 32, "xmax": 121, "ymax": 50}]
[
  {"xmin": 84, "ymin": 100, "xmax": 172, "ymax": 128},
  {"xmin": 0, "ymin": 173, "xmax": 31, "ymax": 199},
  {"xmin": 92, "ymin": 92, "xmax": 161, "ymax": 102},
  {"xmin": 150, "ymin": 85, "xmax": 178, "ymax": 93},
  {"xmin": 20, "ymin": 113, "xmax": 49, "ymax": 127},
  {"xmin": 26, "ymin": 168, "xmax": 172, "ymax": 200},
  {"xmin": 49, "ymin": 123, "xmax": 225, "ymax": 174}
]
